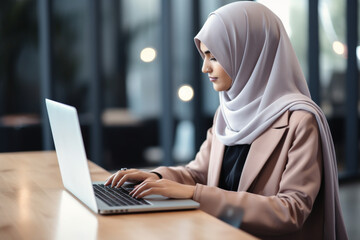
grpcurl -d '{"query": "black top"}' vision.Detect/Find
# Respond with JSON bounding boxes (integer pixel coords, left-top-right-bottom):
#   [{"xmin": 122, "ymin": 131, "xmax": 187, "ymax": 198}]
[{"xmin": 218, "ymin": 144, "xmax": 251, "ymax": 191}]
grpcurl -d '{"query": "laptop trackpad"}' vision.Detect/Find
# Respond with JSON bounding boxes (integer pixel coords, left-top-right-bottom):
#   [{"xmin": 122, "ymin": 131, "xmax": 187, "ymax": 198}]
[{"xmin": 144, "ymin": 194, "xmax": 169, "ymax": 200}]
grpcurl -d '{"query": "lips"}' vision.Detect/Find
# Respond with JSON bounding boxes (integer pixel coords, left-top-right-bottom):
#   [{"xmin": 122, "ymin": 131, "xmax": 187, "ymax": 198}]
[{"xmin": 209, "ymin": 76, "xmax": 217, "ymax": 82}]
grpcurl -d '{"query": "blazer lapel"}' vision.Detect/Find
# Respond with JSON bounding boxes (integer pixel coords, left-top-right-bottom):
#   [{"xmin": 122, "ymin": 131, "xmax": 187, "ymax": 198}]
[{"xmin": 238, "ymin": 111, "xmax": 290, "ymax": 191}]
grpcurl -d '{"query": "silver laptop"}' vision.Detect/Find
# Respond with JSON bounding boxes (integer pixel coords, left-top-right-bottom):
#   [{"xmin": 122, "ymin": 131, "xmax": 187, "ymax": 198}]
[{"xmin": 45, "ymin": 99, "xmax": 199, "ymax": 214}]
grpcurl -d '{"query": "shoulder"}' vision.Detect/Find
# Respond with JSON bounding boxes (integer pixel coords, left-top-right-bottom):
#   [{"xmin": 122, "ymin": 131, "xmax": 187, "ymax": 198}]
[
  {"xmin": 286, "ymin": 111, "xmax": 320, "ymax": 142},
  {"xmin": 268, "ymin": 110, "xmax": 320, "ymax": 138},
  {"xmin": 270, "ymin": 110, "xmax": 318, "ymax": 130},
  {"xmin": 289, "ymin": 110, "xmax": 317, "ymax": 122},
  {"xmin": 288, "ymin": 110, "xmax": 318, "ymax": 129}
]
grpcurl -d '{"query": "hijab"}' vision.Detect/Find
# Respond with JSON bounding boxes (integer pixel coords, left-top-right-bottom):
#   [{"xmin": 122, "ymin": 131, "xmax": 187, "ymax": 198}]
[{"xmin": 194, "ymin": 2, "xmax": 347, "ymax": 239}]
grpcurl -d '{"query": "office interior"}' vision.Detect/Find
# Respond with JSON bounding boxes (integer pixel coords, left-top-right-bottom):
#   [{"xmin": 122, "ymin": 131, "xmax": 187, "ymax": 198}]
[{"xmin": 0, "ymin": 0, "xmax": 359, "ymax": 238}]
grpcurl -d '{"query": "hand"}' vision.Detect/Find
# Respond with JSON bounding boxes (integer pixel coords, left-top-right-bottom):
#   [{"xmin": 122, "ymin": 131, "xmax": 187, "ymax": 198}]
[
  {"xmin": 130, "ymin": 179, "xmax": 195, "ymax": 199},
  {"xmin": 104, "ymin": 169, "xmax": 160, "ymax": 188}
]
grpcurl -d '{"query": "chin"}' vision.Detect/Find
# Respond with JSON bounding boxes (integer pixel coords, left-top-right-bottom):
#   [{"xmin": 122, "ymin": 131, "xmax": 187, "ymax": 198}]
[
  {"xmin": 213, "ymin": 86, "xmax": 225, "ymax": 92},
  {"xmin": 212, "ymin": 84, "xmax": 220, "ymax": 92},
  {"xmin": 213, "ymin": 87, "xmax": 221, "ymax": 92}
]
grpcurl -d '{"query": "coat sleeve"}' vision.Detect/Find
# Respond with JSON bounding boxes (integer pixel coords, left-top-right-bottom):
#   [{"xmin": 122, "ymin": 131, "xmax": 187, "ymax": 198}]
[
  {"xmin": 151, "ymin": 126, "xmax": 214, "ymax": 186},
  {"xmin": 192, "ymin": 113, "xmax": 323, "ymax": 236}
]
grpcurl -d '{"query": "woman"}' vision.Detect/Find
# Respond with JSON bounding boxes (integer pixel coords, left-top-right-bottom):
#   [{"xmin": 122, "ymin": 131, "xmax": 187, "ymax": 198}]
[{"xmin": 105, "ymin": 2, "xmax": 347, "ymax": 239}]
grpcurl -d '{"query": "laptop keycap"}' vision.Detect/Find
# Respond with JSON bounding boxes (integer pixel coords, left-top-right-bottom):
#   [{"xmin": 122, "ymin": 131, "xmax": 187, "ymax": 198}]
[{"xmin": 93, "ymin": 184, "xmax": 149, "ymax": 206}]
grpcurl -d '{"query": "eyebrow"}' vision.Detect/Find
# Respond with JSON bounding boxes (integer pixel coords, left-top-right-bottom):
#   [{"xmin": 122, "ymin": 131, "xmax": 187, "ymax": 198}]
[{"xmin": 204, "ymin": 50, "xmax": 211, "ymax": 54}]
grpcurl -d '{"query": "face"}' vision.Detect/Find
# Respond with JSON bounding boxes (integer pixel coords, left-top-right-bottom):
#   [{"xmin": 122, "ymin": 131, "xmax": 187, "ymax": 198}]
[{"xmin": 200, "ymin": 42, "xmax": 232, "ymax": 92}]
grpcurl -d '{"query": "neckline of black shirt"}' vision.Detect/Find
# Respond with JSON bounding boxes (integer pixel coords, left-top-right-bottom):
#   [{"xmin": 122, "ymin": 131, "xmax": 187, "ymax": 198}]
[{"xmin": 218, "ymin": 144, "xmax": 251, "ymax": 191}]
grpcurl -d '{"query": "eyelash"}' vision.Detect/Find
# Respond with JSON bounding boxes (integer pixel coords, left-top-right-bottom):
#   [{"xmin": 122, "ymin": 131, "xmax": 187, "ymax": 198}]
[{"xmin": 210, "ymin": 57, "xmax": 217, "ymax": 61}]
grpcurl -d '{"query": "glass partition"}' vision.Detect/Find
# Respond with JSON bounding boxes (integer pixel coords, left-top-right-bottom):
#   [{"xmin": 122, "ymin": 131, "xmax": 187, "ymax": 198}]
[{"xmin": 0, "ymin": 0, "xmax": 358, "ymax": 175}]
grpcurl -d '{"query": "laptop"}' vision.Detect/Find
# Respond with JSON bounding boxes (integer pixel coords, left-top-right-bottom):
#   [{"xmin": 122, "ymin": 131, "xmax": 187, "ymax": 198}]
[{"xmin": 45, "ymin": 99, "xmax": 199, "ymax": 214}]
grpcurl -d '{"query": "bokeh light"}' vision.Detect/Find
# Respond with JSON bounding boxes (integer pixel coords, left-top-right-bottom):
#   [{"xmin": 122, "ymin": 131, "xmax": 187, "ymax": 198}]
[
  {"xmin": 140, "ymin": 47, "xmax": 157, "ymax": 62},
  {"xmin": 178, "ymin": 85, "xmax": 194, "ymax": 102},
  {"xmin": 332, "ymin": 41, "xmax": 346, "ymax": 56}
]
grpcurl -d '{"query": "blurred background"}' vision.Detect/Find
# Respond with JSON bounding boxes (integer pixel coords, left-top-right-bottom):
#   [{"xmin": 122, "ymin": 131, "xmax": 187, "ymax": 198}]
[{"xmin": 0, "ymin": 0, "xmax": 359, "ymax": 237}]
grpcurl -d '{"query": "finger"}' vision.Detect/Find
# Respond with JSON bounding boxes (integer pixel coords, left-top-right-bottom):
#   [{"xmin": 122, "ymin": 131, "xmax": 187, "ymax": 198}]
[
  {"xmin": 105, "ymin": 170, "xmax": 127, "ymax": 185},
  {"xmin": 129, "ymin": 180, "xmax": 152, "ymax": 195},
  {"xmin": 129, "ymin": 181, "xmax": 146, "ymax": 196},
  {"xmin": 130, "ymin": 181, "xmax": 159, "ymax": 198},
  {"xmin": 135, "ymin": 187, "xmax": 165, "ymax": 199},
  {"xmin": 111, "ymin": 170, "xmax": 127, "ymax": 187},
  {"xmin": 115, "ymin": 172, "xmax": 144, "ymax": 188},
  {"xmin": 104, "ymin": 175, "xmax": 112, "ymax": 186},
  {"xmin": 115, "ymin": 174, "xmax": 132, "ymax": 188},
  {"xmin": 110, "ymin": 169, "xmax": 139, "ymax": 187},
  {"xmin": 104, "ymin": 173, "xmax": 117, "ymax": 186}
]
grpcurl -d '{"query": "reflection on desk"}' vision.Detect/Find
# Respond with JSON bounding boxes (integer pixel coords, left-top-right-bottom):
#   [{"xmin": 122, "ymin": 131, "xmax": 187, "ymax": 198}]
[{"xmin": 55, "ymin": 191, "xmax": 98, "ymax": 240}]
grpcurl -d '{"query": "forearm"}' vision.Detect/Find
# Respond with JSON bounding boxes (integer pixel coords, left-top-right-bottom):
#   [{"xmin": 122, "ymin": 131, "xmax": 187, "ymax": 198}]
[
  {"xmin": 151, "ymin": 166, "xmax": 197, "ymax": 185},
  {"xmin": 193, "ymin": 184, "xmax": 313, "ymax": 236}
]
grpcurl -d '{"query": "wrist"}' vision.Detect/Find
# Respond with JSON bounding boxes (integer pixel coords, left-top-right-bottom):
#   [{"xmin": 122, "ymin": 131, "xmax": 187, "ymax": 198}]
[{"xmin": 187, "ymin": 185, "xmax": 195, "ymax": 199}]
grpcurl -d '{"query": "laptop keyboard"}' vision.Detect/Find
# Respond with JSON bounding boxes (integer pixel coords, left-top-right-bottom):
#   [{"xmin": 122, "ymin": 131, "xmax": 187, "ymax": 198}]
[{"xmin": 93, "ymin": 184, "xmax": 150, "ymax": 206}]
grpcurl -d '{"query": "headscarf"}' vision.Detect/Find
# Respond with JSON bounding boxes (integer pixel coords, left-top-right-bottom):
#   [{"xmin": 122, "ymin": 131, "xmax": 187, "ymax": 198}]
[{"xmin": 194, "ymin": 2, "xmax": 347, "ymax": 239}]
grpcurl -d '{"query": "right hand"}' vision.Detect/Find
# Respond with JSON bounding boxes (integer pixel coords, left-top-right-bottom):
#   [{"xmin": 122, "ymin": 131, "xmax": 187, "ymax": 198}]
[{"xmin": 104, "ymin": 169, "xmax": 160, "ymax": 188}]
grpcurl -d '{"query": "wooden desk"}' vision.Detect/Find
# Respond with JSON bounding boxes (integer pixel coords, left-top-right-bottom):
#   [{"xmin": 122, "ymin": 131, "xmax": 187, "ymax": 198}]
[{"xmin": 0, "ymin": 151, "xmax": 257, "ymax": 240}]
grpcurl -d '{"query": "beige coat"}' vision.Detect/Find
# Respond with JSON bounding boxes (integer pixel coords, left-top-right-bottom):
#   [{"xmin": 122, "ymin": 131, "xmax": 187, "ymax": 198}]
[{"xmin": 154, "ymin": 110, "xmax": 326, "ymax": 239}]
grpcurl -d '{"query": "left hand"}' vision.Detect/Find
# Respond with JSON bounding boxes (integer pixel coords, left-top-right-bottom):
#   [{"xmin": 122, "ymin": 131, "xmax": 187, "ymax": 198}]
[
  {"xmin": 104, "ymin": 169, "xmax": 160, "ymax": 188},
  {"xmin": 130, "ymin": 179, "xmax": 195, "ymax": 199}
]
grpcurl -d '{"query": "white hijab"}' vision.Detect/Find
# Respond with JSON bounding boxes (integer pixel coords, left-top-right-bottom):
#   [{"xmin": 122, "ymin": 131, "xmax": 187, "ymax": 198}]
[{"xmin": 194, "ymin": 2, "xmax": 347, "ymax": 239}]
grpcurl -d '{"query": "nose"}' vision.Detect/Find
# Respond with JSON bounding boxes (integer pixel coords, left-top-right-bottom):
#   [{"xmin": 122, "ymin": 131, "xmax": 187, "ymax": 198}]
[{"xmin": 202, "ymin": 59, "xmax": 211, "ymax": 73}]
